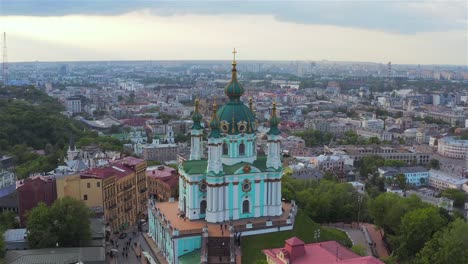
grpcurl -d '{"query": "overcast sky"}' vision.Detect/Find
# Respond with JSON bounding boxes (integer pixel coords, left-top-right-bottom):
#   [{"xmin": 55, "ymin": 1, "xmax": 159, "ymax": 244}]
[{"xmin": 1, "ymin": 0, "xmax": 467, "ymax": 64}]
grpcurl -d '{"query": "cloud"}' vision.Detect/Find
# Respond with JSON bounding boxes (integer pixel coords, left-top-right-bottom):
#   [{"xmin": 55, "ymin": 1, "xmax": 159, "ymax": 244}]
[
  {"xmin": 3, "ymin": 12, "xmax": 466, "ymax": 64},
  {"xmin": 1, "ymin": 0, "xmax": 466, "ymax": 34}
]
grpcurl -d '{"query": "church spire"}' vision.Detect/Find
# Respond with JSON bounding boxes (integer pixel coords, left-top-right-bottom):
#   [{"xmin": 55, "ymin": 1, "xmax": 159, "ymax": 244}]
[
  {"xmin": 209, "ymin": 99, "xmax": 221, "ymax": 138},
  {"xmin": 225, "ymin": 48, "xmax": 244, "ymax": 100},
  {"xmin": 268, "ymin": 101, "xmax": 280, "ymax": 135},
  {"xmin": 191, "ymin": 99, "xmax": 203, "ymax": 130},
  {"xmin": 231, "ymin": 48, "xmax": 237, "ymax": 80}
]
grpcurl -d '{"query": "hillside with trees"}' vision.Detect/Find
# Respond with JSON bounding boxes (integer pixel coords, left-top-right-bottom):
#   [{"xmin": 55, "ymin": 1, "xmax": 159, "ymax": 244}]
[{"xmin": 0, "ymin": 86, "xmax": 124, "ymax": 178}]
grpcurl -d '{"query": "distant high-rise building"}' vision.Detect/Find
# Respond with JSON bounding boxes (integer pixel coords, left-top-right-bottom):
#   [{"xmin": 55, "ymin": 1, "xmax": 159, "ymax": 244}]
[{"xmin": 66, "ymin": 96, "xmax": 82, "ymax": 113}]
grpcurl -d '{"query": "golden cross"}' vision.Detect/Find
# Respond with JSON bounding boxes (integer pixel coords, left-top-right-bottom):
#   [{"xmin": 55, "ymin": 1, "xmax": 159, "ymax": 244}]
[{"xmin": 232, "ymin": 48, "xmax": 237, "ymax": 61}]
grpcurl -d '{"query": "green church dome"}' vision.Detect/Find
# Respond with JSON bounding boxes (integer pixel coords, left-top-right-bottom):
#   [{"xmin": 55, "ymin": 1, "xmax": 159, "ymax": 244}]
[
  {"xmin": 216, "ymin": 49, "xmax": 256, "ymax": 135},
  {"xmin": 267, "ymin": 102, "xmax": 280, "ymax": 135},
  {"xmin": 191, "ymin": 99, "xmax": 203, "ymax": 130},
  {"xmin": 209, "ymin": 102, "xmax": 221, "ymax": 138}
]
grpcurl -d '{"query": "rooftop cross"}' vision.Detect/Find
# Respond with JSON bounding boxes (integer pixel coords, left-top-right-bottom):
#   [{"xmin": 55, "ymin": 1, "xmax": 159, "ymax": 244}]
[{"xmin": 232, "ymin": 48, "xmax": 237, "ymax": 63}]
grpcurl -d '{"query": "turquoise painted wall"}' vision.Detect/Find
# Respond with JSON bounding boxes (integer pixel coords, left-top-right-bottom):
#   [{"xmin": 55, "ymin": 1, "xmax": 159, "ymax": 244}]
[{"xmin": 177, "ymin": 236, "xmax": 202, "ymax": 257}]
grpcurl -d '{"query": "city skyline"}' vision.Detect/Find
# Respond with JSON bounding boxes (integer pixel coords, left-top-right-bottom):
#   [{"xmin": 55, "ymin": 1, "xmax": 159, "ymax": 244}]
[{"xmin": 1, "ymin": 0, "xmax": 467, "ymax": 65}]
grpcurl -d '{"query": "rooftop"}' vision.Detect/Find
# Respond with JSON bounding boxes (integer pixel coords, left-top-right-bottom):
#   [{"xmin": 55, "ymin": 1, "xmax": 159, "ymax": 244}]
[
  {"xmin": 151, "ymin": 200, "xmax": 292, "ymax": 237},
  {"xmin": 263, "ymin": 239, "xmax": 383, "ymax": 264},
  {"xmin": 182, "ymin": 155, "xmax": 268, "ymax": 175},
  {"xmin": 5, "ymin": 247, "xmax": 106, "ymax": 264},
  {"xmin": 82, "ymin": 163, "xmax": 134, "ymax": 179}
]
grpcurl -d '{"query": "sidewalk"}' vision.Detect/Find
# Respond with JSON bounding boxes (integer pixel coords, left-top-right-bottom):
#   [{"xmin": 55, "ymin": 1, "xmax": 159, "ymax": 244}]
[
  {"xmin": 143, "ymin": 233, "xmax": 169, "ymax": 264},
  {"xmin": 362, "ymin": 223, "xmax": 389, "ymax": 258}
]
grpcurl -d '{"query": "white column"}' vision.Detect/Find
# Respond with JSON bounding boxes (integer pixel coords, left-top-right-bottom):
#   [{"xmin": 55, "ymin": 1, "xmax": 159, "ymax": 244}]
[
  {"xmin": 233, "ymin": 183, "xmax": 239, "ymax": 219},
  {"xmin": 262, "ymin": 180, "xmax": 267, "ymax": 216},
  {"xmin": 224, "ymin": 184, "xmax": 229, "ymax": 221},
  {"xmin": 255, "ymin": 181, "xmax": 260, "ymax": 217},
  {"xmin": 207, "ymin": 187, "xmax": 211, "ymax": 211}
]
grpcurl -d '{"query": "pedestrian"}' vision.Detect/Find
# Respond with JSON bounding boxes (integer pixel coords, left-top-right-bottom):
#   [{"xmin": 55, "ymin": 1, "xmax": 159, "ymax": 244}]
[
  {"xmin": 220, "ymin": 224, "xmax": 222, "ymax": 230},
  {"xmin": 224, "ymin": 224, "xmax": 227, "ymax": 230},
  {"xmin": 126, "ymin": 252, "xmax": 128, "ymax": 258}
]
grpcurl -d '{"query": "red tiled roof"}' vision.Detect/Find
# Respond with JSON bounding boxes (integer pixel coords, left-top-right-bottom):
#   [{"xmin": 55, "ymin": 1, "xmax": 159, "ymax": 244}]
[
  {"xmin": 263, "ymin": 240, "xmax": 384, "ymax": 264},
  {"xmin": 146, "ymin": 166, "xmax": 178, "ymax": 188},
  {"xmin": 119, "ymin": 156, "xmax": 145, "ymax": 166},
  {"xmin": 286, "ymin": 237, "xmax": 305, "ymax": 246},
  {"xmin": 82, "ymin": 163, "xmax": 133, "ymax": 179}
]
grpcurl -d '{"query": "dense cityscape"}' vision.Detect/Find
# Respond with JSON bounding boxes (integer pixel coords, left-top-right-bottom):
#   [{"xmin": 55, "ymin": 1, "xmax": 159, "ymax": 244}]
[{"xmin": 1, "ymin": 1, "xmax": 468, "ymax": 264}]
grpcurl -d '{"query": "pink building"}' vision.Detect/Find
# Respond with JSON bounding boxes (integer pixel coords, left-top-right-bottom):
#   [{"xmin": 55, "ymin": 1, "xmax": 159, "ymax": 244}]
[{"xmin": 263, "ymin": 237, "xmax": 383, "ymax": 264}]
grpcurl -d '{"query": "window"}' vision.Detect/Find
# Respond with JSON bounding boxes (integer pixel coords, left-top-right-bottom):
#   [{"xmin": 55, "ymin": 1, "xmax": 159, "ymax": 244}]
[
  {"xmin": 239, "ymin": 142, "xmax": 245, "ymax": 156},
  {"xmin": 84, "ymin": 195, "xmax": 88, "ymax": 201},
  {"xmin": 242, "ymin": 200, "xmax": 250, "ymax": 214},
  {"xmin": 97, "ymin": 182, "xmax": 100, "ymax": 188},
  {"xmin": 87, "ymin": 183, "xmax": 91, "ymax": 188},
  {"xmin": 200, "ymin": 200, "xmax": 207, "ymax": 215},
  {"xmin": 242, "ymin": 180, "xmax": 251, "ymax": 192},
  {"xmin": 199, "ymin": 182, "xmax": 207, "ymax": 192},
  {"xmin": 222, "ymin": 142, "xmax": 228, "ymax": 155}
]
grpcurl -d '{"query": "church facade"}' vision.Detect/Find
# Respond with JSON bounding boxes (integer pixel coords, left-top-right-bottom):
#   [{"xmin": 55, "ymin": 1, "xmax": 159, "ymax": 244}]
[
  {"xmin": 179, "ymin": 54, "xmax": 283, "ymax": 223},
  {"xmin": 147, "ymin": 51, "xmax": 296, "ymax": 264}
]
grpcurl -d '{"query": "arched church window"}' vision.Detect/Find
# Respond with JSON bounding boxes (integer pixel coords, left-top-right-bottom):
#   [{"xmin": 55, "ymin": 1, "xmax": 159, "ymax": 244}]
[
  {"xmin": 239, "ymin": 142, "xmax": 245, "ymax": 156},
  {"xmin": 222, "ymin": 142, "xmax": 228, "ymax": 155},
  {"xmin": 242, "ymin": 200, "xmax": 250, "ymax": 214},
  {"xmin": 200, "ymin": 200, "xmax": 207, "ymax": 215}
]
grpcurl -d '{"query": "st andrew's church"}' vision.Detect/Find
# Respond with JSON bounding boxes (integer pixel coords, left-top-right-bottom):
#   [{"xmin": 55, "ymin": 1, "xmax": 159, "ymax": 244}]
[{"xmin": 148, "ymin": 50, "xmax": 297, "ymax": 264}]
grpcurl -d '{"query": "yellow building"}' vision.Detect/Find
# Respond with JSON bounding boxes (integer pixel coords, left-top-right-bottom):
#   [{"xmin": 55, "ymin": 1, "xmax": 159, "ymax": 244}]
[{"xmin": 56, "ymin": 157, "xmax": 148, "ymax": 231}]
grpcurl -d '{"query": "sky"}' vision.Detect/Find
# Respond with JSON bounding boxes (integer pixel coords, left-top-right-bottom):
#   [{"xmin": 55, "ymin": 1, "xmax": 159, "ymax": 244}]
[{"xmin": 0, "ymin": 0, "xmax": 467, "ymax": 65}]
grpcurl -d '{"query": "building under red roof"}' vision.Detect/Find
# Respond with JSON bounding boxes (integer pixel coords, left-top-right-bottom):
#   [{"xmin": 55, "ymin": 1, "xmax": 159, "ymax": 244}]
[
  {"xmin": 263, "ymin": 237, "xmax": 383, "ymax": 264},
  {"xmin": 82, "ymin": 163, "xmax": 134, "ymax": 179}
]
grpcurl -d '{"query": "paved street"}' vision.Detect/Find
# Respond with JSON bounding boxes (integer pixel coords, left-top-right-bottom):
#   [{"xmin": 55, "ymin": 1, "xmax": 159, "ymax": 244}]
[
  {"xmin": 106, "ymin": 226, "xmax": 159, "ymax": 264},
  {"xmin": 336, "ymin": 227, "xmax": 373, "ymax": 256}
]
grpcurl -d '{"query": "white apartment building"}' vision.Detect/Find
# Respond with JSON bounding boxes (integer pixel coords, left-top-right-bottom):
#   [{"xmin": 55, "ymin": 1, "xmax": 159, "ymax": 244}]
[
  {"xmin": 66, "ymin": 97, "xmax": 82, "ymax": 113},
  {"xmin": 361, "ymin": 119, "xmax": 385, "ymax": 131},
  {"xmin": 428, "ymin": 170, "xmax": 468, "ymax": 190},
  {"xmin": 437, "ymin": 136, "xmax": 468, "ymax": 159}
]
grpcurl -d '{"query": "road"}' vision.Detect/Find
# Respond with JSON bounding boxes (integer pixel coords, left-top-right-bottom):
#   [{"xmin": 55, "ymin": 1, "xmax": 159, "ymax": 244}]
[
  {"xmin": 336, "ymin": 227, "xmax": 373, "ymax": 256},
  {"xmin": 106, "ymin": 226, "xmax": 159, "ymax": 264}
]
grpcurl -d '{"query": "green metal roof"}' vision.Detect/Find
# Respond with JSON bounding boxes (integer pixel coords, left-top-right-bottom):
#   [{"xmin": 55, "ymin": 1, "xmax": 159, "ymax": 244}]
[
  {"xmin": 182, "ymin": 156, "xmax": 269, "ymax": 175},
  {"xmin": 178, "ymin": 249, "xmax": 201, "ymax": 264},
  {"xmin": 216, "ymin": 101, "xmax": 255, "ymax": 135},
  {"xmin": 182, "ymin": 159, "xmax": 208, "ymax": 174}
]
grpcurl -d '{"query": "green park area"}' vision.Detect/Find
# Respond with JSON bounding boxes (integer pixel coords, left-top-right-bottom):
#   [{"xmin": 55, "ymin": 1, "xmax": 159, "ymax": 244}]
[{"xmin": 241, "ymin": 210, "xmax": 351, "ymax": 264}]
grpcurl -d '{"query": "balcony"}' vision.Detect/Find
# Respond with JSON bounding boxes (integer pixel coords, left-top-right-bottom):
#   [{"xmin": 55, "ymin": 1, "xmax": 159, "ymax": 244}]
[
  {"xmin": 139, "ymin": 188, "xmax": 147, "ymax": 193},
  {"xmin": 123, "ymin": 185, "xmax": 132, "ymax": 191}
]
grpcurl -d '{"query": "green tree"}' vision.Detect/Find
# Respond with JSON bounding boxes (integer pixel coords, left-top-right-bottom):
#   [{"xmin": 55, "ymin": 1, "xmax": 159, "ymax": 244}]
[
  {"xmin": 383, "ymin": 160, "xmax": 406, "ymax": 167},
  {"xmin": 440, "ymin": 189, "xmax": 466, "ymax": 208},
  {"xmin": 351, "ymin": 244, "xmax": 367, "ymax": 256},
  {"xmin": 368, "ymin": 193, "xmax": 428, "ymax": 235},
  {"xmin": 429, "ymin": 159, "xmax": 440, "ymax": 169},
  {"xmin": 394, "ymin": 207, "xmax": 447, "ymax": 261},
  {"xmin": 394, "ymin": 173, "xmax": 407, "ymax": 191},
  {"xmin": 26, "ymin": 197, "xmax": 92, "ymax": 248},
  {"xmin": 414, "ymin": 219, "xmax": 468, "ymax": 264},
  {"xmin": 358, "ymin": 155, "xmax": 385, "ymax": 177}
]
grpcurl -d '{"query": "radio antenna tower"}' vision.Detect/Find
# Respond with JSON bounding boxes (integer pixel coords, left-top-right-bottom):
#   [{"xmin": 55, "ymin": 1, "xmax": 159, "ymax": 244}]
[{"xmin": 2, "ymin": 32, "xmax": 8, "ymax": 86}]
